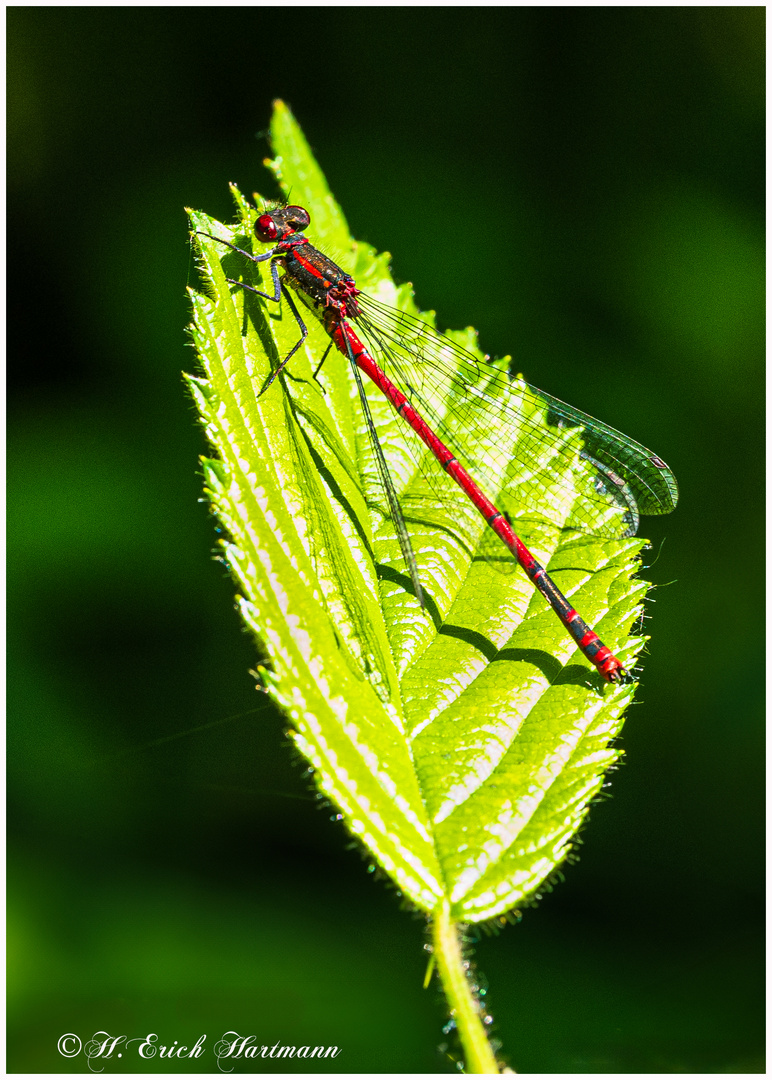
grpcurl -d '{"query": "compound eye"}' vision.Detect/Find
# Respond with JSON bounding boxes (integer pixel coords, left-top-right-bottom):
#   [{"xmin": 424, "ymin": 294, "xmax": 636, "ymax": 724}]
[
  {"xmin": 255, "ymin": 214, "xmax": 278, "ymax": 242},
  {"xmin": 285, "ymin": 206, "xmax": 311, "ymax": 232}
]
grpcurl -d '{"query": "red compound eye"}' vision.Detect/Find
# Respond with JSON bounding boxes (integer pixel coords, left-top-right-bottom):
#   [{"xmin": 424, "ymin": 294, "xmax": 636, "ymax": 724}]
[{"xmin": 255, "ymin": 214, "xmax": 278, "ymax": 242}]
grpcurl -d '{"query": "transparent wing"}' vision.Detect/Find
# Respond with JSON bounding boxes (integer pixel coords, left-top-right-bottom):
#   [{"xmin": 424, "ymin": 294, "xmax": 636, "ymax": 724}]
[{"xmin": 355, "ymin": 293, "xmax": 678, "ymax": 541}]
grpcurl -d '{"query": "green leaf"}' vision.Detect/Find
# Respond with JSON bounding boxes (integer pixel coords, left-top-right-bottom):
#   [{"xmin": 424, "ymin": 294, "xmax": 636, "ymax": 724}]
[{"xmin": 185, "ymin": 101, "xmax": 649, "ymax": 924}]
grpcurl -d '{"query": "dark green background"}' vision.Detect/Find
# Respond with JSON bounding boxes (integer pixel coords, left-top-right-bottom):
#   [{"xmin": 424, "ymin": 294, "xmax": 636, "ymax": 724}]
[{"xmin": 8, "ymin": 8, "xmax": 764, "ymax": 1074}]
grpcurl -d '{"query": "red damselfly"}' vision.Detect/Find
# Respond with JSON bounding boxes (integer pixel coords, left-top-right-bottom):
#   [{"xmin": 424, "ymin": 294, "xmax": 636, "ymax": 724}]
[{"xmin": 198, "ymin": 205, "xmax": 677, "ymax": 683}]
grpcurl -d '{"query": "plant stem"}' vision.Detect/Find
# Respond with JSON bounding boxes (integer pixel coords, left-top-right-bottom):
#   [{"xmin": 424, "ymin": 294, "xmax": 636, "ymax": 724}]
[{"xmin": 432, "ymin": 902, "xmax": 501, "ymax": 1074}]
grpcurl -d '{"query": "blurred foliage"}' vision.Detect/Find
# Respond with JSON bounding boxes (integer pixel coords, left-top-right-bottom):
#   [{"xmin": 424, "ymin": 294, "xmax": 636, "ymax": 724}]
[{"xmin": 8, "ymin": 7, "xmax": 764, "ymax": 1073}]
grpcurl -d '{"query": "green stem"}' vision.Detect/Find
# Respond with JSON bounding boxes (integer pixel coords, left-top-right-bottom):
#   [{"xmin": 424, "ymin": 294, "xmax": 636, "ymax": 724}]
[{"xmin": 432, "ymin": 902, "xmax": 501, "ymax": 1074}]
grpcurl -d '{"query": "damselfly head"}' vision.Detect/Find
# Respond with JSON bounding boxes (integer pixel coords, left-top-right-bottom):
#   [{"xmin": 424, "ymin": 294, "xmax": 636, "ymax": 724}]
[{"xmin": 255, "ymin": 205, "xmax": 310, "ymax": 243}]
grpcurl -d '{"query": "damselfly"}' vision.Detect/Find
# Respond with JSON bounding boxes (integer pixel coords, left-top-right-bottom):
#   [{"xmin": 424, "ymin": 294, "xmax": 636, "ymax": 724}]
[{"xmin": 198, "ymin": 205, "xmax": 677, "ymax": 682}]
